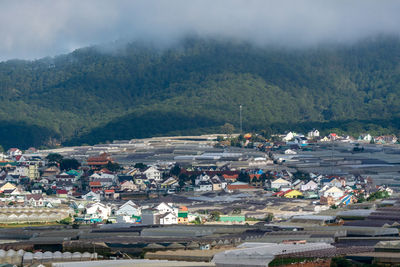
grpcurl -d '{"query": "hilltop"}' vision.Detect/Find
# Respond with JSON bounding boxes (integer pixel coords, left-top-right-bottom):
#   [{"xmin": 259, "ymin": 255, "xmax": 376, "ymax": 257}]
[{"xmin": 1, "ymin": 37, "xmax": 400, "ymax": 149}]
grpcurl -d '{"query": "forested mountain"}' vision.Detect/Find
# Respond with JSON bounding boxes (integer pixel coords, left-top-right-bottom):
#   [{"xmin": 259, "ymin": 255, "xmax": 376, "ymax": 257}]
[{"xmin": 1, "ymin": 37, "xmax": 400, "ymax": 149}]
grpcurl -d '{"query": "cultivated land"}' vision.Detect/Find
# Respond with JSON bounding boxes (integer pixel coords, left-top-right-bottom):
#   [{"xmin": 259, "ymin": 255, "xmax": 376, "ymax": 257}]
[{"xmin": 0, "ymin": 133, "xmax": 399, "ymax": 266}]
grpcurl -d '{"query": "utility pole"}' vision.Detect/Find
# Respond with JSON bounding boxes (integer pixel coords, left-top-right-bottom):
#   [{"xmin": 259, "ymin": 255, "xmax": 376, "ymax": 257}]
[
  {"xmin": 331, "ymin": 137, "xmax": 334, "ymax": 175},
  {"xmin": 239, "ymin": 105, "xmax": 243, "ymax": 134}
]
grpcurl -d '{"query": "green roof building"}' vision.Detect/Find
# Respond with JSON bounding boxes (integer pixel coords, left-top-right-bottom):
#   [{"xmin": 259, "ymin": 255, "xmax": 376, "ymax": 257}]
[{"xmin": 219, "ymin": 215, "xmax": 245, "ymax": 223}]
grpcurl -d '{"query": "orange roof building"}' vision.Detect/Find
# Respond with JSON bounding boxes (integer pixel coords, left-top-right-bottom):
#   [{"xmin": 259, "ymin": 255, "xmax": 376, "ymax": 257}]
[
  {"xmin": 226, "ymin": 183, "xmax": 254, "ymax": 191},
  {"xmin": 87, "ymin": 153, "xmax": 113, "ymax": 168},
  {"xmin": 223, "ymin": 174, "xmax": 239, "ymax": 181}
]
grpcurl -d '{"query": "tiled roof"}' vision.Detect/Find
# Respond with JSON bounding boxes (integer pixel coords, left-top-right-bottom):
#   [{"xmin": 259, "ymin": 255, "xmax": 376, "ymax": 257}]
[{"xmin": 227, "ymin": 184, "xmax": 254, "ymax": 190}]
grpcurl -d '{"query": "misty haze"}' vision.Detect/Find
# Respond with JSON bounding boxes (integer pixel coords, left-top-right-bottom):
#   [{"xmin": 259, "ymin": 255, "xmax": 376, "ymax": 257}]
[{"xmin": 1, "ymin": 0, "xmax": 400, "ymax": 60}]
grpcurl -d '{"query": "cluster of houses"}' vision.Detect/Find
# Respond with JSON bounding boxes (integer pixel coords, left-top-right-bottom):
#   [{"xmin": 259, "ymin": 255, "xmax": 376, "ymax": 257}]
[
  {"xmin": 270, "ymin": 172, "xmax": 393, "ymax": 207},
  {"xmin": 74, "ymin": 200, "xmax": 191, "ymax": 225},
  {"xmin": 279, "ymin": 130, "xmax": 398, "ymax": 146},
  {"xmin": 0, "ymin": 142, "xmax": 395, "ymax": 226}
]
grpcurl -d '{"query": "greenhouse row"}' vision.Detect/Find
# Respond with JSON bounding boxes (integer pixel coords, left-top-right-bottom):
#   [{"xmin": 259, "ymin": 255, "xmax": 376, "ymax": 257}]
[
  {"xmin": 0, "ymin": 249, "xmax": 97, "ymax": 265},
  {"xmin": 0, "ymin": 212, "xmax": 69, "ymax": 223}
]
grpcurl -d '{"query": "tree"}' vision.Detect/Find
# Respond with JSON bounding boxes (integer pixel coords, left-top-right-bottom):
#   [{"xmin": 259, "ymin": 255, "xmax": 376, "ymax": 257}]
[
  {"xmin": 0, "ymin": 145, "xmax": 4, "ymax": 153},
  {"xmin": 46, "ymin": 153, "xmax": 63, "ymax": 164},
  {"xmin": 60, "ymin": 158, "xmax": 80, "ymax": 171},
  {"xmin": 178, "ymin": 173, "xmax": 189, "ymax": 182},
  {"xmin": 260, "ymin": 173, "xmax": 267, "ymax": 183},
  {"xmin": 190, "ymin": 175, "xmax": 197, "ymax": 186},
  {"xmin": 209, "ymin": 211, "xmax": 221, "ymax": 221},
  {"xmin": 170, "ymin": 164, "xmax": 181, "ymax": 177},
  {"xmin": 46, "ymin": 188, "xmax": 54, "ymax": 195},
  {"xmin": 293, "ymin": 171, "xmax": 310, "ymax": 181},
  {"xmin": 178, "ymin": 173, "xmax": 189, "ymax": 190},
  {"xmin": 134, "ymin": 163, "xmax": 147, "ymax": 169},
  {"xmin": 193, "ymin": 216, "xmax": 202, "ymax": 224},
  {"xmin": 238, "ymin": 172, "xmax": 250, "ymax": 183},
  {"xmin": 263, "ymin": 213, "xmax": 274, "ymax": 222},
  {"xmin": 330, "ymin": 257, "xmax": 354, "ymax": 267},
  {"xmin": 59, "ymin": 216, "xmax": 72, "ymax": 225},
  {"xmin": 221, "ymin": 123, "xmax": 235, "ymax": 137},
  {"xmin": 106, "ymin": 161, "xmax": 121, "ymax": 172},
  {"xmin": 232, "ymin": 208, "xmax": 241, "ymax": 214},
  {"xmin": 178, "ymin": 179, "xmax": 186, "ymax": 190}
]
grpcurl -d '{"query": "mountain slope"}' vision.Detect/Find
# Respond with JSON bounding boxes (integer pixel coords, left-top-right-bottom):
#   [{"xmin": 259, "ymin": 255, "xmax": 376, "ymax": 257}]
[{"xmin": 1, "ymin": 37, "xmax": 400, "ymax": 148}]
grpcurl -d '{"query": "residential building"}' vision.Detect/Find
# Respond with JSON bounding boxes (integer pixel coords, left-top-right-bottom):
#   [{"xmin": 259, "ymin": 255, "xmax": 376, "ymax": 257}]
[
  {"xmin": 141, "ymin": 166, "xmax": 161, "ymax": 181},
  {"xmin": 322, "ymin": 186, "xmax": 344, "ymax": 199},
  {"xmin": 86, "ymin": 202, "xmax": 111, "ymax": 220},
  {"xmin": 120, "ymin": 180, "xmax": 138, "ymax": 191},
  {"xmin": 26, "ymin": 194, "xmax": 44, "ymax": 207},
  {"xmin": 195, "ymin": 181, "xmax": 213, "ymax": 192},
  {"xmin": 178, "ymin": 206, "xmax": 188, "ymax": 224},
  {"xmin": 159, "ymin": 212, "xmax": 178, "ymax": 225},
  {"xmin": 301, "ymin": 180, "xmax": 318, "ymax": 191},
  {"xmin": 271, "ymin": 178, "xmax": 291, "ymax": 189},
  {"xmin": 115, "ymin": 200, "xmax": 141, "ymax": 217},
  {"xmin": 83, "ymin": 191, "xmax": 101, "ymax": 202},
  {"xmin": 284, "ymin": 189, "xmax": 303, "ymax": 198}
]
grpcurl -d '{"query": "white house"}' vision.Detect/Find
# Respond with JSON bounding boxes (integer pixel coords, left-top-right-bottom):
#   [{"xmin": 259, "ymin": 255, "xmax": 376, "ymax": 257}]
[
  {"xmin": 142, "ymin": 166, "xmax": 161, "ymax": 181},
  {"xmin": 195, "ymin": 181, "xmax": 213, "ymax": 192},
  {"xmin": 284, "ymin": 149, "xmax": 297, "ymax": 155},
  {"xmin": 300, "ymin": 180, "xmax": 318, "ymax": 191},
  {"xmin": 83, "ymin": 191, "xmax": 101, "ymax": 202},
  {"xmin": 322, "ymin": 186, "xmax": 344, "ymax": 200},
  {"xmin": 115, "ymin": 200, "xmax": 141, "ymax": 217},
  {"xmin": 7, "ymin": 148, "xmax": 22, "ymax": 157},
  {"xmin": 159, "ymin": 212, "xmax": 178, "ymax": 225},
  {"xmin": 9, "ymin": 166, "xmax": 29, "ymax": 177},
  {"xmin": 26, "ymin": 194, "xmax": 44, "ymax": 207},
  {"xmin": 195, "ymin": 174, "xmax": 210, "ymax": 185},
  {"xmin": 307, "ymin": 129, "xmax": 320, "ymax": 138},
  {"xmin": 90, "ymin": 172, "xmax": 116, "ymax": 181},
  {"xmin": 328, "ymin": 178, "xmax": 344, "ymax": 188},
  {"xmin": 282, "ymin": 132, "xmax": 296, "ymax": 142},
  {"xmin": 86, "ymin": 202, "xmax": 111, "ymax": 220},
  {"xmin": 271, "ymin": 178, "xmax": 291, "ymax": 189},
  {"xmin": 141, "ymin": 202, "xmax": 179, "ymax": 225},
  {"xmin": 211, "ymin": 176, "xmax": 227, "ymax": 191},
  {"xmin": 31, "ymin": 189, "xmax": 42, "ymax": 194},
  {"xmin": 155, "ymin": 202, "xmax": 178, "ymax": 216},
  {"xmin": 120, "ymin": 180, "xmax": 138, "ymax": 191},
  {"xmin": 358, "ymin": 133, "xmax": 372, "ymax": 142}
]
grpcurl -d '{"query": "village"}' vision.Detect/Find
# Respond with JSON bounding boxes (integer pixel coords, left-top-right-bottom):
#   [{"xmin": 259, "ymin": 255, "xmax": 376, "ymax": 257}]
[{"xmin": 0, "ymin": 130, "xmax": 399, "ymax": 266}]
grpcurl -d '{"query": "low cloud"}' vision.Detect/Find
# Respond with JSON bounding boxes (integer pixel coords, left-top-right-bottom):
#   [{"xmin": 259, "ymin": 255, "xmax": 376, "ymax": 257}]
[{"xmin": 1, "ymin": 0, "xmax": 400, "ymax": 60}]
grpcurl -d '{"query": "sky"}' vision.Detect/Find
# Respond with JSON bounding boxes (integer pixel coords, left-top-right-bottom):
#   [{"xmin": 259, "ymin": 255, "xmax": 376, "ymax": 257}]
[{"xmin": 1, "ymin": 0, "xmax": 400, "ymax": 61}]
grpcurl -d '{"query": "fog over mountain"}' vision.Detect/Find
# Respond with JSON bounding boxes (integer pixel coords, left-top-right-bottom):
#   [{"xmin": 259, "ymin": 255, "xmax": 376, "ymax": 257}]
[
  {"xmin": 1, "ymin": 1, "xmax": 400, "ymax": 149},
  {"xmin": 1, "ymin": 0, "xmax": 400, "ymax": 60}
]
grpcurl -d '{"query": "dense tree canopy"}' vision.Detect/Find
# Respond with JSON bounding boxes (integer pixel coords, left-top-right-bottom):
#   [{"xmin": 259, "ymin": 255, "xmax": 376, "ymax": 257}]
[
  {"xmin": 46, "ymin": 153, "xmax": 63, "ymax": 164},
  {"xmin": 60, "ymin": 158, "xmax": 80, "ymax": 171},
  {"xmin": 1, "ymin": 37, "xmax": 400, "ymax": 148}
]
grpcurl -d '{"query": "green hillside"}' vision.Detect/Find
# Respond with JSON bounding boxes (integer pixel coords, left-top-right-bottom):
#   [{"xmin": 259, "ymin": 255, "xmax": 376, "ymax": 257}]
[{"xmin": 1, "ymin": 37, "xmax": 400, "ymax": 149}]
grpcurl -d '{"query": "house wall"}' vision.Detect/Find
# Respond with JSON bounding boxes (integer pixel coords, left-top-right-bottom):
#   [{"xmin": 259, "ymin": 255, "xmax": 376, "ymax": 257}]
[
  {"xmin": 160, "ymin": 214, "xmax": 177, "ymax": 225},
  {"xmin": 141, "ymin": 212, "xmax": 156, "ymax": 225},
  {"xmin": 116, "ymin": 206, "xmax": 140, "ymax": 216}
]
